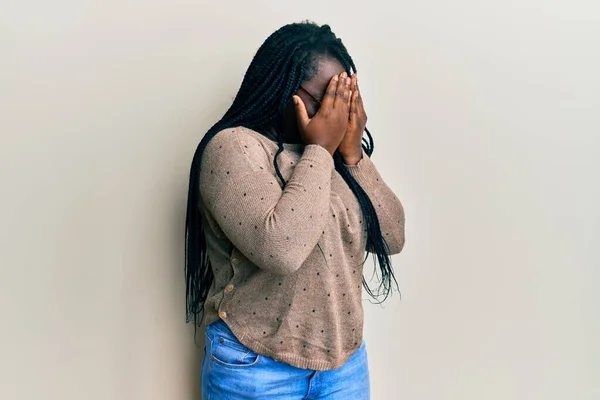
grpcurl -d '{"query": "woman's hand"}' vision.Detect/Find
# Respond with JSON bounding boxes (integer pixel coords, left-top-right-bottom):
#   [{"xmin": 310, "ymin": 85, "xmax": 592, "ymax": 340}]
[
  {"xmin": 293, "ymin": 72, "xmax": 352, "ymax": 156},
  {"xmin": 338, "ymin": 74, "xmax": 367, "ymax": 165}
]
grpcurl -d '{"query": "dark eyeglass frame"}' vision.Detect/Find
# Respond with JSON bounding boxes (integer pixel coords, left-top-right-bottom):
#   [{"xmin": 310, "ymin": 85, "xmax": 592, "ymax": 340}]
[{"xmin": 298, "ymin": 86, "xmax": 322, "ymax": 107}]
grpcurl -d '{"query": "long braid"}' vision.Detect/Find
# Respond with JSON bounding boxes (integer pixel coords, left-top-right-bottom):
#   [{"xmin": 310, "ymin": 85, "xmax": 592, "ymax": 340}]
[
  {"xmin": 185, "ymin": 22, "xmax": 398, "ymax": 326},
  {"xmin": 274, "ymin": 128, "xmax": 286, "ymax": 186},
  {"xmin": 330, "ymin": 41, "xmax": 398, "ymax": 300}
]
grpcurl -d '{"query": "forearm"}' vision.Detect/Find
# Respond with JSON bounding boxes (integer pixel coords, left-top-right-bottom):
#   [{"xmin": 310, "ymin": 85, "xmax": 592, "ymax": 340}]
[
  {"xmin": 204, "ymin": 144, "xmax": 335, "ymax": 274},
  {"xmin": 345, "ymin": 151, "xmax": 405, "ymax": 254}
]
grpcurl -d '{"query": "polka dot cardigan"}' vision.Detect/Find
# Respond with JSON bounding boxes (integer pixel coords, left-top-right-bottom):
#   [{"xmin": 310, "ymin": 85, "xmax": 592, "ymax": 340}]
[{"xmin": 198, "ymin": 127, "xmax": 405, "ymax": 370}]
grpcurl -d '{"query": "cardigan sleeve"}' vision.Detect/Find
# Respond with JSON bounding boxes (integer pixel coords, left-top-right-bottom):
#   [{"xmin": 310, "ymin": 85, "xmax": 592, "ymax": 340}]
[
  {"xmin": 345, "ymin": 150, "xmax": 405, "ymax": 255},
  {"xmin": 200, "ymin": 128, "xmax": 335, "ymax": 275}
]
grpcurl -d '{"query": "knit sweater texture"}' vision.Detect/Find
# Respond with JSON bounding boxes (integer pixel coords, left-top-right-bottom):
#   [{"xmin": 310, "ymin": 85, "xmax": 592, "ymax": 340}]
[{"xmin": 199, "ymin": 126, "xmax": 405, "ymax": 370}]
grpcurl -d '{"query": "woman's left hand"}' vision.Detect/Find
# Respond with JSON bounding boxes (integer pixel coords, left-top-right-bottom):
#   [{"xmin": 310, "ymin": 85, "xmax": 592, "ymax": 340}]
[{"xmin": 337, "ymin": 74, "xmax": 367, "ymax": 165}]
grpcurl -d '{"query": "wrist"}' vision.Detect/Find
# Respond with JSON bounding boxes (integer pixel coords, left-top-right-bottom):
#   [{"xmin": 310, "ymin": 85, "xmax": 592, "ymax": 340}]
[
  {"xmin": 310, "ymin": 144, "xmax": 335, "ymax": 157},
  {"xmin": 340, "ymin": 147, "xmax": 363, "ymax": 165}
]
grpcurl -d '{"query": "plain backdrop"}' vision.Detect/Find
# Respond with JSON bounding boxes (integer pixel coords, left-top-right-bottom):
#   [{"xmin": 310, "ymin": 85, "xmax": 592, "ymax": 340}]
[{"xmin": 1, "ymin": 1, "xmax": 598, "ymax": 399}]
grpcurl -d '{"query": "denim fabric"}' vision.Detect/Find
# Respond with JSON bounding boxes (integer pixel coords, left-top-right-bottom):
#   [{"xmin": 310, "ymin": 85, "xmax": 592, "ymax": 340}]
[{"xmin": 201, "ymin": 319, "xmax": 370, "ymax": 399}]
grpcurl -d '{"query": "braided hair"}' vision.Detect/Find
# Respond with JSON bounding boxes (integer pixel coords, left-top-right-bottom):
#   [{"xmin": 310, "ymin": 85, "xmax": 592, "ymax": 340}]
[{"xmin": 185, "ymin": 21, "xmax": 398, "ymax": 326}]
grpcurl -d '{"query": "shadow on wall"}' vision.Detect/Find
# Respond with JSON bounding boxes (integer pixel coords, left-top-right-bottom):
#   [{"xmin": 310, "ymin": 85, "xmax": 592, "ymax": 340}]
[
  {"xmin": 189, "ymin": 327, "xmax": 206, "ymax": 400},
  {"xmin": 172, "ymin": 187, "xmax": 207, "ymax": 400}
]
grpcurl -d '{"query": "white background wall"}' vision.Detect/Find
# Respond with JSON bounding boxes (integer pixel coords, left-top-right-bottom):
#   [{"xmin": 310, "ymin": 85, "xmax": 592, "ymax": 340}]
[{"xmin": 1, "ymin": 1, "xmax": 598, "ymax": 399}]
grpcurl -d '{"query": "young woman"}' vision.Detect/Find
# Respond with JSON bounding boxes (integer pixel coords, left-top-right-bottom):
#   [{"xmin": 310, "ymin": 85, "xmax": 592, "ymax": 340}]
[{"xmin": 185, "ymin": 21, "xmax": 405, "ymax": 399}]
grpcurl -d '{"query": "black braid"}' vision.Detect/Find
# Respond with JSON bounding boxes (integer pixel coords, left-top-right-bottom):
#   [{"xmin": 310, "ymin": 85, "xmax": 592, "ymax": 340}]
[
  {"xmin": 274, "ymin": 129, "xmax": 286, "ymax": 186},
  {"xmin": 185, "ymin": 21, "xmax": 399, "ymax": 326}
]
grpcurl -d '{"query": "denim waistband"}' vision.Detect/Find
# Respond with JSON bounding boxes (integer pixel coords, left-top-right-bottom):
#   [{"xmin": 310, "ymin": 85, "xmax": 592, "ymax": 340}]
[{"xmin": 206, "ymin": 319, "xmax": 238, "ymax": 341}]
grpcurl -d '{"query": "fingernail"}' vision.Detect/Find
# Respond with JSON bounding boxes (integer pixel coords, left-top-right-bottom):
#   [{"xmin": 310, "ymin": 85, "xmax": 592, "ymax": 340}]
[
  {"xmin": 341, "ymin": 72, "xmax": 347, "ymax": 78},
  {"xmin": 333, "ymin": 75, "xmax": 339, "ymax": 81}
]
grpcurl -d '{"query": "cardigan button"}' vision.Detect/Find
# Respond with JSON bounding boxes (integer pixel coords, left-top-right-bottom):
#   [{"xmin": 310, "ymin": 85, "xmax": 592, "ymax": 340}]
[{"xmin": 219, "ymin": 311, "xmax": 227, "ymax": 319}]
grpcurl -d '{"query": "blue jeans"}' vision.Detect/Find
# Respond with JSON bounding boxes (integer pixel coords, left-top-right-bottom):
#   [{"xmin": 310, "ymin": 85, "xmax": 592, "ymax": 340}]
[{"xmin": 201, "ymin": 320, "xmax": 370, "ymax": 399}]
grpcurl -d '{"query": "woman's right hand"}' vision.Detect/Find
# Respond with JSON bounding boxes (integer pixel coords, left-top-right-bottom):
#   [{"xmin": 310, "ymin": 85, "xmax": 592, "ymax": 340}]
[{"xmin": 293, "ymin": 72, "xmax": 352, "ymax": 155}]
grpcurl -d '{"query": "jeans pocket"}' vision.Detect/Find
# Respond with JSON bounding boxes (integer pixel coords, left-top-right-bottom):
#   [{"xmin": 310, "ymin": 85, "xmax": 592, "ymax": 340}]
[{"xmin": 208, "ymin": 332, "xmax": 260, "ymax": 368}]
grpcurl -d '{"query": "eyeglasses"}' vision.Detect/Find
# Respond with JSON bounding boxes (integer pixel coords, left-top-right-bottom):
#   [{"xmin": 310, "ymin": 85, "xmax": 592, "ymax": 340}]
[{"xmin": 298, "ymin": 86, "xmax": 321, "ymax": 108}]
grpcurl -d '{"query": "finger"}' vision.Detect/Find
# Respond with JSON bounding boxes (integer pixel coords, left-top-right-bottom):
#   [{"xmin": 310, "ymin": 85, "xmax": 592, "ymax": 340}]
[
  {"xmin": 334, "ymin": 72, "xmax": 349, "ymax": 109},
  {"xmin": 344, "ymin": 75, "xmax": 352, "ymax": 106},
  {"xmin": 355, "ymin": 78, "xmax": 365, "ymax": 113},
  {"xmin": 333, "ymin": 72, "xmax": 345, "ymax": 108},
  {"xmin": 292, "ymin": 95, "xmax": 310, "ymax": 128},
  {"xmin": 349, "ymin": 89, "xmax": 359, "ymax": 121},
  {"xmin": 351, "ymin": 74, "xmax": 357, "ymax": 91},
  {"xmin": 343, "ymin": 85, "xmax": 352, "ymax": 111},
  {"xmin": 320, "ymin": 74, "xmax": 339, "ymax": 110}
]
